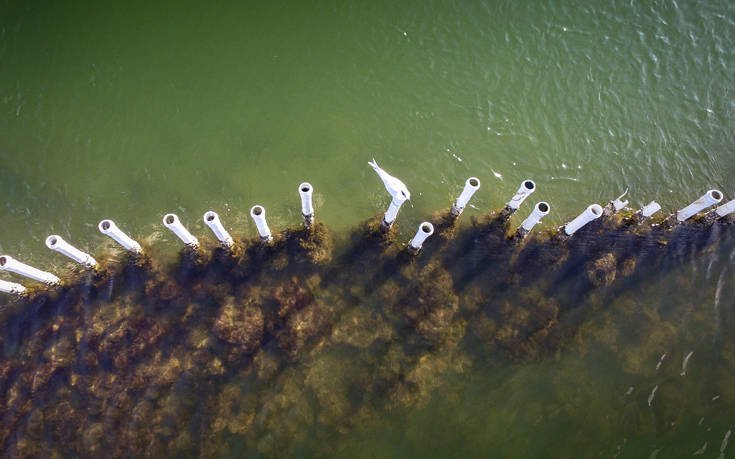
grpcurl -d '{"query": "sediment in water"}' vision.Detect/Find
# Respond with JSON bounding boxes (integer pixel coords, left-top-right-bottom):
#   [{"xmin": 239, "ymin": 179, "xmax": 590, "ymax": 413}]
[{"xmin": 0, "ymin": 208, "xmax": 733, "ymax": 456}]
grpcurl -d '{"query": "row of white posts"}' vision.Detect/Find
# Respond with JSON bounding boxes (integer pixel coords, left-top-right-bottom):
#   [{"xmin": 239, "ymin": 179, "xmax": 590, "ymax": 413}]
[{"xmin": 1, "ymin": 170, "xmax": 733, "ymax": 295}]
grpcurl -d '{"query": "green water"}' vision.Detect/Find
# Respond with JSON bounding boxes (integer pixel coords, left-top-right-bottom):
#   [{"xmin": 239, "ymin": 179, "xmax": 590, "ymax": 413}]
[{"xmin": 1, "ymin": 0, "xmax": 734, "ymax": 457}]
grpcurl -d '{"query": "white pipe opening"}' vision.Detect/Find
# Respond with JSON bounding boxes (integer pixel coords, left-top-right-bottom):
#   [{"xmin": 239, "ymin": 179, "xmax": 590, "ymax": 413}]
[
  {"xmin": 162, "ymin": 213, "xmax": 199, "ymax": 247},
  {"xmin": 299, "ymin": 182, "xmax": 314, "ymax": 218},
  {"xmin": 564, "ymin": 204, "xmax": 603, "ymax": 236},
  {"xmin": 383, "ymin": 196, "xmax": 407, "ymax": 226},
  {"xmin": 677, "ymin": 189, "xmax": 723, "ymax": 222},
  {"xmin": 46, "ymin": 235, "xmax": 98, "ymax": 268},
  {"xmin": 452, "ymin": 177, "xmax": 481, "ymax": 215},
  {"xmin": 0, "ymin": 255, "xmax": 60, "ymax": 284},
  {"xmin": 715, "ymin": 199, "xmax": 735, "ymax": 218},
  {"xmin": 250, "ymin": 205, "xmax": 272, "ymax": 241},
  {"xmin": 98, "ymin": 219, "xmax": 142, "ymax": 253},
  {"xmin": 408, "ymin": 222, "xmax": 434, "ymax": 252},
  {"xmin": 520, "ymin": 201, "xmax": 551, "ymax": 233},
  {"xmin": 203, "ymin": 211, "xmax": 234, "ymax": 247},
  {"xmin": 0, "ymin": 279, "xmax": 26, "ymax": 295},
  {"xmin": 506, "ymin": 179, "xmax": 536, "ymax": 210},
  {"xmin": 640, "ymin": 201, "xmax": 662, "ymax": 218}
]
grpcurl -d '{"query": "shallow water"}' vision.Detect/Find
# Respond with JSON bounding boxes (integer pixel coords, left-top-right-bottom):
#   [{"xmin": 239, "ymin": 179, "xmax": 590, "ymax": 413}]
[{"xmin": 0, "ymin": 0, "xmax": 734, "ymax": 457}]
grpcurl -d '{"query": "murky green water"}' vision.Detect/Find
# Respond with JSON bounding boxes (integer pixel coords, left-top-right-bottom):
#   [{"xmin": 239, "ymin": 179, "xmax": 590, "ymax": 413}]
[{"xmin": 0, "ymin": 1, "xmax": 734, "ymax": 457}]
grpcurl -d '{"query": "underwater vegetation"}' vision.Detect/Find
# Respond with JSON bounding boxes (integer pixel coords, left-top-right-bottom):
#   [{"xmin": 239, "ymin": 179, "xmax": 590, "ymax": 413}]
[{"xmin": 0, "ymin": 187, "xmax": 734, "ymax": 457}]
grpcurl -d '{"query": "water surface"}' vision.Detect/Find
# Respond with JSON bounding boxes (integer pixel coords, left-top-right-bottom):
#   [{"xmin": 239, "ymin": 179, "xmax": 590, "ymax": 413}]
[{"xmin": 0, "ymin": 1, "xmax": 733, "ymax": 457}]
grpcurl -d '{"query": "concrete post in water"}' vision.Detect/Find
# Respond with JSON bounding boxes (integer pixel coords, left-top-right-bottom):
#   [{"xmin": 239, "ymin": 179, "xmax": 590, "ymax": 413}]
[
  {"xmin": 163, "ymin": 213, "xmax": 199, "ymax": 248},
  {"xmin": 0, "ymin": 255, "xmax": 60, "ymax": 284},
  {"xmin": 515, "ymin": 201, "xmax": 550, "ymax": 239},
  {"xmin": 451, "ymin": 177, "xmax": 481, "ymax": 216},
  {"xmin": 98, "ymin": 219, "xmax": 142, "ymax": 254},
  {"xmin": 505, "ymin": 180, "xmax": 536, "ymax": 213},
  {"xmin": 203, "ymin": 211, "xmax": 234, "ymax": 248},
  {"xmin": 563, "ymin": 204, "xmax": 603, "ymax": 236},
  {"xmin": 298, "ymin": 182, "xmax": 314, "ymax": 227},
  {"xmin": 0, "ymin": 279, "xmax": 26, "ymax": 295},
  {"xmin": 45, "ymin": 235, "xmax": 98, "ymax": 268},
  {"xmin": 676, "ymin": 189, "xmax": 723, "ymax": 222},
  {"xmin": 250, "ymin": 205, "xmax": 272, "ymax": 242},
  {"xmin": 407, "ymin": 222, "xmax": 434, "ymax": 255},
  {"xmin": 715, "ymin": 199, "xmax": 735, "ymax": 218}
]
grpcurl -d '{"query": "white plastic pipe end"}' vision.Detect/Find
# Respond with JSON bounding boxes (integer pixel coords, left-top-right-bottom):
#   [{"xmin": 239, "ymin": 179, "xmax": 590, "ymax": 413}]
[
  {"xmin": 507, "ymin": 179, "xmax": 536, "ymax": 210},
  {"xmin": 408, "ymin": 222, "xmax": 434, "ymax": 253},
  {"xmin": 0, "ymin": 279, "xmax": 26, "ymax": 295},
  {"xmin": 163, "ymin": 213, "xmax": 200, "ymax": 247},
  {"xmin": 677, "ymin": 189, "xmax": 723, "ymax": 222},
  {"xmin": 0, "ymin": 255, "xmax": 60, "ymax": 284},
  {"xmin": 640, "ymin": 201, "xmax": 662, "ymax": 218},
  {"xmin": 250, "ymin": 205, "xmax": 272, "ymax": 240},
  {"xmin": 715, "ymin": 199, "xmax": 735, "ymax": 218},
  {"xmin": 564, "ymin": 204, "xmax": 603, "ymax": 236},
  {"xmin": 453, "ymin": 177, "xmax": 481, "ymax": 214},
  {"xmin": 203, "ymin": 211, "xmax": 234, "ymax": 247},
  {"xmin": 520, "ymin": 201, "xmax": 551, "ymax": 232},
  {"xmin": 98, "ymin": 219, "xmax": 143, "ymax": 253},
  {"xmin": 384, "ymin": 196, "xmax": 407, "ymax": 225},
  {"xmin": 46, "ymin": 235, "xmax": 98, "ymax": 268},
  {"xmin": 611, "ymin": 189, "xmax": 630, "ymax": 212},
  {"xmin": 298, "ymin": 182, "xmax": 314, "ymax": 218}
]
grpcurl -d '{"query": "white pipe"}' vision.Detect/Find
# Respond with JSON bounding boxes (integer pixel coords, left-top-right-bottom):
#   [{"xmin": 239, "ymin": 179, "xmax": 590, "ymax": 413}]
[
  {"xmin": 408, "ymin": 222, "xmax": 434, "ymax": 253},
  {"xmin": 98, "ymin": 219, "xmax": 142, "ymax": 253},
  {"xmin": 452, "ymin": 177, "xmax": 481, "ymax": 215},
  {"xmin": 298, "ymin": 182, "xmax": 314, "ymax": 218},
  {"xmin": 384, "ymin": 196, "xmax": 407, "ymax": 225},
  {"xmin": 46, "ymin": 235, "xmax": 98, "ymax": 268},
  {"xmin": 640, "ymin": 201, "xmax": 661, "ymax": 218},
  {"xmin": 203, "ymin": 211, "xmax": 234, "ymax": 247},
  {"xmin": 520, "ymin": 202, "xmax": 551, "ymax": 232},
  {"xmin": 0, "ymin": 255, "xmax": 60, "ymax": 284},
  {"xmin": 250, "ymin": 205, "xmax": 272, "ymax": 241},
  {"xmin": 715, "ymin": 199, "xmax": 735, "ymax": 217},
  {"xmin": 610, "ymin": 189, "xmax": 629, "ymax": 212},
  {"xmin": 564, "ymin": 204, "xmax": 603, "ymax": 236},
  {"xmin": 0, "ymin": 279, "xmax": 26, "ymax": 295},
  {"xmin": 506, "ymin": 179, "xmax": 536, "ymax": 210},
  {"xmin": 677, "ymin": 189, "xmax": 723, "ymax": 222},
  {"xmin": 163, "ymin": 213, "xmax": 199, "ymax": 247}
]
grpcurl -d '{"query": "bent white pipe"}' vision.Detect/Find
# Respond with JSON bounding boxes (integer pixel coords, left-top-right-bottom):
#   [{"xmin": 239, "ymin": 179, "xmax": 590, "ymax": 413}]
[
  {"xmin": 163, "ymin": 214, "xmax": 199, "ymax": 247},
  {"xmin": 715, "ymin": 199, "xmax": 735, "ymax": 217},
  {"xmin": 46, "ymin": 235, "xmax": 98, "ymax": 268},
  {"xmin": 506, "ymin": 179, "xmax": 536, "ymax": 210},
  {"xmin": 299, "ymin": 182, "xmax": 314, "ymax": 225},
  {"xmin": 520, "ymin": 202, "xmax": 551, "ymax": 233},
  {"xmin": 676, "ymin": 189, "xmax": 723, "ymax": 222},
  {"xmin": 383, "ymin": 196, "xmax": 407, "ymax": 226},
  {"xmin": 0, "ymin": 255, "xmax": 60, "ymax": 284},
  {"xmin": 408, "ymin": 222, "xmax": 434, "ymax": 254},
  {"xmin": 203, "ymin": 211, "xmax": 234, "ymax": 247},
  {"xmin": 98, "ymin": 220, "xmax": 142, "ymax": 253},
  {"xmin": 640, "ymin": 201, "xmax": 661, "ymax": 218},
  {"xmin": 0, "ymin": 279, "xmax": 26, "ymax": 295},
  {"xmin": 250, "ymin": 205, "xmax": 272, "ymax": 241},
  {"xmin": 564, "ymin": 204, "xmax": 603, "ymax": 236},
  {"xmin": 610, "ymin": 189, "xmax": 629, "ymax": 212},
  {"xmin": 451, "ymin": 177, "xmax": 481, "ymax": 216}
]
